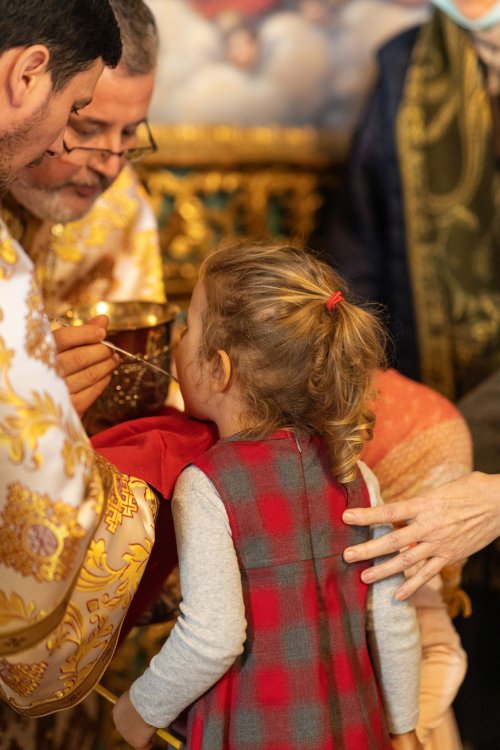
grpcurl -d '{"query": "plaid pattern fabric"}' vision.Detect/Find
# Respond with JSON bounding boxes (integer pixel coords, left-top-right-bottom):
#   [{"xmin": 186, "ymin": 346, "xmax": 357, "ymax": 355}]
[{"xmin": 189, "ymin": 431, "xmax": 392, "ymax": 750}]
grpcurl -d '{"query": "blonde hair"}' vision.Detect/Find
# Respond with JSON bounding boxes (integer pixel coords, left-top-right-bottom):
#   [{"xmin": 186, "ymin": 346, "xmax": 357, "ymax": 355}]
[{"xmin": 199, "ymin": 242, "xmax": 386, "ymax": 482}]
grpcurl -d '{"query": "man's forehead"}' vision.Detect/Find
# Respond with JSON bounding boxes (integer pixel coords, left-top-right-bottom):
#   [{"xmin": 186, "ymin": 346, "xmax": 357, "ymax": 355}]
[
  {"xmin": 73, "ymin": 113, "xmax": 145, "ymax": 129},
  {"xmin": 73, "ymin": 66, "xmax": 155, "ymax": 125}
]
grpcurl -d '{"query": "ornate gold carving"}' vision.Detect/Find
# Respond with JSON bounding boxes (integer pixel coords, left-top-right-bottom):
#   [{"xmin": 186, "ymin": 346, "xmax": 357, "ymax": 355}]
[
  {"xmin": 147, "ymin": 124, "xmax": 345, "ymax": 168},
  {"xmin": 138, "ymin": 124, "xmax": 340, "ymax": 302},
  {"xmin": 0, "ymin": 659, "xmax": 47, "ymax": 697},
  {"xmin": 1, "ymin": 482, "xmax": 84, "ymax": 582}
]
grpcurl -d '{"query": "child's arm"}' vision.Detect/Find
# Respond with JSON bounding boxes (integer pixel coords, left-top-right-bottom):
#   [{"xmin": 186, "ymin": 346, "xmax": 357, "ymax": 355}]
[
  {"xmin": 358, "ymin": 461, "xmax": 421, "ymax": 737},
  {"xmin": 113, "ymin": 466, "xmax": 246, "ymax": 735},
  {"xmin": 112, "ymin": 691, "xmax": 157, "ymax": 750}
]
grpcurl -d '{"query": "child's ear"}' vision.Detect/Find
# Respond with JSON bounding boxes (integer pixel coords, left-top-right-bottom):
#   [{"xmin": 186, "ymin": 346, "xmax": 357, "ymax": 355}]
[{"xmin": 215, "ymin": 349, "xmax": 232, "ymax": 391}]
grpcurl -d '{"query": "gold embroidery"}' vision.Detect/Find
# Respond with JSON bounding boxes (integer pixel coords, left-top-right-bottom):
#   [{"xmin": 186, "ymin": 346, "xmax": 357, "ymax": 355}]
[
  {"xmin": 0, "ymin": 227, "xmax": 19, "ymax": 280},
  {"xmin": 1, "ymin": 165, "xmax": 165, "ymax": 320},
  {"xmin": 47, "ymin": 530, "xmax": 153, "ymax": 696},
  {"xmin": 93, "ymin": 452, "xmax": 156, "ymax": 534},
  {"xmin": 0, "ymin": 334, "xmax": 91, "ymax": 472},
  {"xmin": 25, "ymin": 276, "xmax": 57, "ymax": 370},
  {"xmin": 127, "ymin": 228, "xmax": 166, "ymax": 302},
  {"xmin": 77, "ymin": 536, "xmax": 153, "ymax": 608},
  {"xmin": 1, "ymin": 482, "xmax": 84, "ymax": 582},
  {"xmin": 0, "ymin": 588, "xmax": 82, "ymax": 656},
  {"xmin": 0, "ymin": 591, "xmax": 38, "ymax": 629},
  {"xmin": 0, "ymin": 659, "xmax": 47, "ymax": 697},
  {"xmin": 397, "ymin": 12, "xmax": 500, "ymax": 398},
  {"xmin": 105, "ymin": 480, "xmax": 139, "ymax": 534},
  {"xmin": 2, "ymin": 477, "xmax": 157, "ymax": 713}
]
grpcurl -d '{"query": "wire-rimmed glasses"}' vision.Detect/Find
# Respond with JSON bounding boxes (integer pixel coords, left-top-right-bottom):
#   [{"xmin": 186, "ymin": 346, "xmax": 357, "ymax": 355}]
[{"xmin": 62, "ymin": 120, "xmax": 157, "ymax": 164}]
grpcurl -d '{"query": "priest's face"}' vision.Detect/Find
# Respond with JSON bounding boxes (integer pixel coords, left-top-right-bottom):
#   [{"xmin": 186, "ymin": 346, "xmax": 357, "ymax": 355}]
[
  {"xmin": 9, "ymin": 65, "xmax": 155, "ymax": 223},
  {"xmin": 0, "ymin": 61, "xmax": 104, "ymax": 193}
]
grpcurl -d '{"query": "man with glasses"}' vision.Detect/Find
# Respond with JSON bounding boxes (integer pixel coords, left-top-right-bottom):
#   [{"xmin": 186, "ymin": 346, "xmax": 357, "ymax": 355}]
[{"xmin": 2, "ymin": 0, "xmax": 165, "ymax": 421}]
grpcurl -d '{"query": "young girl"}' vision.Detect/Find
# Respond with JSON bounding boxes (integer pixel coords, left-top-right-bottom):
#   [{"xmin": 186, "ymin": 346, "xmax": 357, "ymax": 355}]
[{"xmin": 113, "ymin": 242, "xmax": 422, "ymax": 750}]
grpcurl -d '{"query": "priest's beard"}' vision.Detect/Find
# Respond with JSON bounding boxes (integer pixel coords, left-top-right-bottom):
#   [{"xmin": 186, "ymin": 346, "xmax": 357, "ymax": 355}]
[{"xmin": 0, "ymin": 99, "xmax": 51, "ymax": 195}]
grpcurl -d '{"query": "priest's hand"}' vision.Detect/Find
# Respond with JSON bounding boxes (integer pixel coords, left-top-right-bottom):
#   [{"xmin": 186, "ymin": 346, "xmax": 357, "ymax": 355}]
[{"xmin": 53, "ymin": 315, "xmax": 119, "ymax": 416}]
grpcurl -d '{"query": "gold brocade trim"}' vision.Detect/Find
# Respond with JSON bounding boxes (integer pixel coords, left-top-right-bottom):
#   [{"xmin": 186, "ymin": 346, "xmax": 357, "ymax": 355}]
[
  {"xmin": 0, "ymin": 594, "xmax": 70, "ymax": 657},
  {"xmin": 0, "ymin": 464, "xmax": 107, "ymax": 657},
  {"xmin": 0, "ymin": 659, "xmax": 48, "ymax": 697},
  {"xmin": 25, "ymin": 275, "xmax": 57, "ymax": 370},
  {"xmin": 3, "ymin": 477, "xmax": 158, "ymax": 715},
  {"xmin": 0, "ymin": 334, "xmax": 93, "ymax": 471},
  {"xmin": 129, "ymin": 228, "xmax": 167, "ymax": 303},
  {"xmin": 1, "ymin": 482, "xmax": 84, "ymax": 583},
  {"xmin": 397, "ymin": 11, "xmax": 499, "ymax": 399},
  {"xmin": 4, "ymin": 624, "xmax": 122, "ymax": 717},
  {"xmin": 0, "ymin": 230, "xmax": 18, "ymax": 280}
]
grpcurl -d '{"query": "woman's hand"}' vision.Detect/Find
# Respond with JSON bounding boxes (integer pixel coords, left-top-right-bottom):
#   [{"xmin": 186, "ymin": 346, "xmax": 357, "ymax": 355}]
[
  {"xmin": 390, "ymin": 730, "xmax": 423, "ymax": 750},
  {"xmin": 342, "ymin": 472, "xmax": 500, "ymax": 598},
  {"xmin": 54, "ymin": 315, "xmax": 119, "ymax": 416},
  {"xmin": 112, "ymin": 689, "xmax": 157, "ymax": 750}
]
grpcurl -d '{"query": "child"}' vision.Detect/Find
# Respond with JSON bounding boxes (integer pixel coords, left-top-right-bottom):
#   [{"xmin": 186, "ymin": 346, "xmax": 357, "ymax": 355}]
[{"xmin": 113, "ymin": 242, "xmax": 422, "ymax": 750}]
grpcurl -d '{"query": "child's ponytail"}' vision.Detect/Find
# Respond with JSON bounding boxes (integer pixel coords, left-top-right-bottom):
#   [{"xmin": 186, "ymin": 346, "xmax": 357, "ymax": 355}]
[
  {"xmin": 200, "ymin": 241, "xmax": 387, "ymax": 482},
  {"xmin": 312, "ymin": 291, "xmax": 386, "ymax": 482}
]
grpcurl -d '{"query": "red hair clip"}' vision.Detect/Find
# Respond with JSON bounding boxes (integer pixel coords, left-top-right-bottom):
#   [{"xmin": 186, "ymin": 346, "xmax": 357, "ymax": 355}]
[{"xmin": 325, "ymin": 290, "xmax": 344, "ymax": 311}]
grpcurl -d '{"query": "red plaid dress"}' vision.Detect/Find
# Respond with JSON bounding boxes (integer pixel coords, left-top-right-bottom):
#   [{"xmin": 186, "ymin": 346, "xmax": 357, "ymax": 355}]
[{"xmin": 188, "ymin": 430, "xmax": 392, "ymax": 750}]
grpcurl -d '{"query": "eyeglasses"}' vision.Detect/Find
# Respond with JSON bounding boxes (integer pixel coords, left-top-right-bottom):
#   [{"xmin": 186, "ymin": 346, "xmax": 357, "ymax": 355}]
[{"xmin": 62, "ymin": 120, "xmax": 157, "ymax": 164}]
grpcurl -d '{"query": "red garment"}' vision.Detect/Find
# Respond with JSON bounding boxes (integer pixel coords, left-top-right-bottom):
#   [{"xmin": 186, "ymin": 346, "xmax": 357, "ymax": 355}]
[
  {"xmin": 91, "ymin": 407, "xmax": 217, "ymax": 639},
  {"xmin": 188, "ymin": 431, "xmax": 391, "ymax": 750}
]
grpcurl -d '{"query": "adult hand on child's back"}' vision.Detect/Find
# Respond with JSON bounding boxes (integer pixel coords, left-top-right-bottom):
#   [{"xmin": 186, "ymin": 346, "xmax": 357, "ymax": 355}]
[
  {"xmin": 54, "ymin": 314, "xmax": 119, "ymax": 416},
  {"xmin": 342, "ymin": 472, "xmax": 500, "ymax": 599},
  {"xmin": 113, "ymin": 689, "xmax": 156, "ymax": 750}
]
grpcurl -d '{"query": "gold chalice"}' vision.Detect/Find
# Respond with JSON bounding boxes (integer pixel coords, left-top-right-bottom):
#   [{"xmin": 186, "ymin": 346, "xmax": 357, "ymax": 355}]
[{"xmin": 62, "ymin": 301, "xmax": 178, "ymax": 434}]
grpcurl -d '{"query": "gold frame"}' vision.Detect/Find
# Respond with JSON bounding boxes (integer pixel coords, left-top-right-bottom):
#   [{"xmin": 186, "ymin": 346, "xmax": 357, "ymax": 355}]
[{"xmin": 139, "ymin": 125, "xmax": 344, "ymax": 304}]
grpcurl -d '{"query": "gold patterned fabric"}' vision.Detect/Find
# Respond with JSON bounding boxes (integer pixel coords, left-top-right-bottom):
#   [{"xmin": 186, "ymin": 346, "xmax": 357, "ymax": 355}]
[
  {"xmin": 1, "ymin": 164, "xmax": 166, "ymax": 319},
  {"xmin": 397, "ymin": 10, "xmax": 500, "ymax": 400},
  {"xmin": 0, "ymin": 220, "xmax": 158, "ymax": 715}
]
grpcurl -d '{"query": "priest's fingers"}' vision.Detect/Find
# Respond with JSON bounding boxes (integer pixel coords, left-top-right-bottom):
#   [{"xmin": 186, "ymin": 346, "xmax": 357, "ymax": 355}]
[
  {"xmin": 58, "ymin": 342, "xmax": 117, "ymax": 380},
  {"xmin": 53, "ymin": 314, "xmax": 109, "ymax": 352},
  {"xmin": 69, "ymin": 376, "xmax": 113, "ymax": 417}
]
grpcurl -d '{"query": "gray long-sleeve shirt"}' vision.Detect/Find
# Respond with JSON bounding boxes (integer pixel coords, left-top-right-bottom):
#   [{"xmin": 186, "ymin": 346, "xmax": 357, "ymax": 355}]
[{"xmin": 130, "ymin": 460, "xmax": 420, "ymax": 734}]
